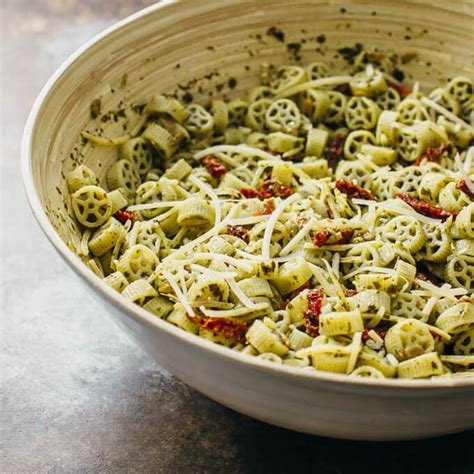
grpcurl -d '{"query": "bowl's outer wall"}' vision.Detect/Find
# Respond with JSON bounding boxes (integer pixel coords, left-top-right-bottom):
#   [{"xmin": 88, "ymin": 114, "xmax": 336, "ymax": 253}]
[{"xmin": 24, "ymin": 0, "xmax": 474, "ymax": 440}]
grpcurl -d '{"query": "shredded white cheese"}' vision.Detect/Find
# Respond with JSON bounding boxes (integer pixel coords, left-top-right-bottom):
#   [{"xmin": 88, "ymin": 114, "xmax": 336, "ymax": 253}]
[
  {"xmin": 262, "ymin": 193, "xmax": 300, "ymax": 259},
  {"xmin": 162, "ymin": 270, "xmax": 195, "ymax": 317},
  {"xmin": 189, "ymin": 175, "xmax": 222, "ymax": 225},
  {"xmin": 199, "ymin": 302, "xmax": 269, "ymax": 318},
  {"xmin": 280, "ymin": 218, "xmax": 316, "ymax": 256},
  {"xmin": 421, "ymin": 97, "xmax": 474, "ymax": 132},
  {"xmin": 192, "ymin": 252, "xmax": 255, "ymax": 273},
  {"xmin": 194, "ymin": 145, "xmax": 280, "ymax": 161},
  {"xmin": 276, "ymin": 76, "xmax": 354, "ymax": 98},
  {"xmin": 226, "ymin": 278, "xmax": 260, "ymax": 309},
  {"xmin": 189, "ymin": 264, "xmax": 238, "ymax": 279}
]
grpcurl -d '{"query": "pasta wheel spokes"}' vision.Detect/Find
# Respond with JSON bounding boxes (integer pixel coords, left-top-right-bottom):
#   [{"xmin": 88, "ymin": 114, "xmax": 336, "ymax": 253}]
[
  {"xmin": 265, "ymin": 99, "xmax": 302, "ymax": 134},
  {"xmin": 72, "ymin": 185, "xmax": 112, "ymax": 228}
]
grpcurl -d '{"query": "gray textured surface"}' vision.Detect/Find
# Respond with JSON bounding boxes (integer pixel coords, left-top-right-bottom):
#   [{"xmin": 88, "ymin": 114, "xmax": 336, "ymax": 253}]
[{"xmin": 1, "ymin": 1, "xmax": 473, "ymax": 472}]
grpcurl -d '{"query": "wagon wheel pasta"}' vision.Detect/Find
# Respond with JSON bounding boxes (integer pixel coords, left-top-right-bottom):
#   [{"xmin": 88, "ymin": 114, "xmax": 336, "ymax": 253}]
[{"xmin": 70, "ymin": 52, "xmax": 474, "ymax": 379}]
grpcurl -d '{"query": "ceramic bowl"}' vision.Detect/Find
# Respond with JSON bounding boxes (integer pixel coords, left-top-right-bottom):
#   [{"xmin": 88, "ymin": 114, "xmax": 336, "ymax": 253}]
[{"xmin": 22, "ymin": 0, "xmax": 474, "ymax": 440}]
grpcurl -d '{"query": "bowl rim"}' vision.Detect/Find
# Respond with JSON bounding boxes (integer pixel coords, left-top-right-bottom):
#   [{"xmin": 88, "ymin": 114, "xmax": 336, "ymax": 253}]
[{"xmin": 21, "ymin": 0, "xmax": 474, "ymax": 390}]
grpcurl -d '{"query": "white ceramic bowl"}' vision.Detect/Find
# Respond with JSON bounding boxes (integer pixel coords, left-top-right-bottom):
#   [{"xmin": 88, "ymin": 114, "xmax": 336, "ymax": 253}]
[{"xmin": 22, "ymin": 0, "xmax": 474, "ymax": 440}]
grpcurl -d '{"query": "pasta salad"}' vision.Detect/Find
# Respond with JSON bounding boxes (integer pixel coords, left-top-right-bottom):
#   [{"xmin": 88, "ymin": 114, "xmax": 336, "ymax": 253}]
[{"xmin": 67, "ymin": 52, "xmax": 474, "ymax": 380}]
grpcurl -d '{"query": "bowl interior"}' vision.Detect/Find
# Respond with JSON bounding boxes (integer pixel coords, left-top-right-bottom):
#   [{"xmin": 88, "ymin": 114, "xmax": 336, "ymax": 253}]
[{"xmin": 28, "ymin": 0, "xmax": 474, "ymax": 252}]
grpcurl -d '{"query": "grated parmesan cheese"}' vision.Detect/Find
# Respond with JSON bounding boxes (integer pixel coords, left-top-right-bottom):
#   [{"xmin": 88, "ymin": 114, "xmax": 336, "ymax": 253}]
[
  {"xmin": 162, "ymin": 270, "xmax": 195, "ymax": 317},
  {"xmin": 194, "ymin": 145, "xmax": 280, "ymax": 161},
  {"xmin": 189, "ymin": 175, "xmax": 222, "ymax": 225},
  {"xmin": 421, "ymin": 97, "xmax": 474, "ymax": 132},
  {"xmin": 276, "ymin": 76, "xmax": 354, "ymax": 98},
  {"xmin": 262, "ymin": 193, "xmax": 300, "ymax": 259}
]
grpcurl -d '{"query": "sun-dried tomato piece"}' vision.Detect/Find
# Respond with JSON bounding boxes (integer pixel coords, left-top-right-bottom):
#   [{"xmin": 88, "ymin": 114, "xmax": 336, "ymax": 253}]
[
  {"xmin": 324, "ymin": 134, "xmax": 345, "ymax": 171},
  {"xmin": 388, "ymin": 82, "xmax": 411, "ymax": 98},
  {"xmin": 414, "ymin": 144, "xmax": 451, "ymax": 166},
  {"xmin": 226, "ymin": 225, "xmax": 250, "ymax": 243},
  {"xmin": 188, "ymin": 314, "xmax": 249, "ymax": 343},
  {"xmin": 396, "ymin": 193, "xmax": 458, "ymax": 221},
  {"xmin": 305, "ymin": 289, "xmax": 324, "ymax": 336},
  {"xmin": 313, "ymin": 228, "xmax": 355, "ymax": 246},
  {"xmin": 254, "ymin": 200, "xmax": 275, "ymax": 216},
  {"xmin": 202, "ymin": 155, "xmax": 227, "ymax": 177},
  {"xmin": 362, "ymin": 329, "xmax": 387, "ymax": 343},
  {"xmin": 335, "ymin": 179, "xmax": 376, "ymax": 201},
  {"xmin": 313, "ymin": 229, "xmax": 331, "ymax": 246},
  {"xmin": 457, "ymin": 180, "xmax": 474, "ymax": 199},
  {"xmin": 240, "ymin": 187, "xmax": 259, "ymax": 199},
  {"xmin": 115, "ymin": 210, "xmax": 136, "ymax": 224},
  {"xmin": 326, "ymin": 205, "xmax": 334, "ymax": 219},
  {"xmin": 336, "ymin": 228, "xmax": 355, "ymax": 244},
  {"xmin": 241, "ymin": 180, "xmax": 293, "ymax": 200},
  {"xmin": 259, "ymin": 179, "xmax": 294, "ymax": 199},
  {"xmin": 334, "ymin": 83, "xmax": 351, "ymax": 95},
  {"xmin": 344, "ymin": 289, "xmax": 358, "ymax": 297}
]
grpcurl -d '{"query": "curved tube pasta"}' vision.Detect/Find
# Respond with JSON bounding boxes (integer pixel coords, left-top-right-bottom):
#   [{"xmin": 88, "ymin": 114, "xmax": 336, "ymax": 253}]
[
  {"xmin": 103, "ymin": 271, "xmax": 129, "ymax": 292},
  {"xmin": 397, "ymin": 352, "xmax": 444, "ymax": 379},
  {"xmin": 357, "ymin": 349, "xmax": 397, "ymax": 378},
  {"xmin": 147, "ymin": 94, "xmax": 188, "ymax": 123},
  {"xmin": 319, "ymin": 310, "xmax": 364, "ymax": 336},
  {"xmin": 360, "ymin": 144, "xmax": 396, "ymax": 166},
  {"xmin": 187, "ymin": 275, "xmax": 230, "ymax": 302},
  {"xmin": 299, "ymin": 89, "xmax": 330, "ymax": 123},
  {"xmin": 246, "ymin": 320, "xmax": 289, "ymax": 356},
  {"xmin": 88, "ymin": 218, "xmax": 124, "ymax": 256},
  {"xmin": 67, "ymin": 165, "xmax": 98, "ymax": 193},
  {"xmin": 376, "ymin": 110, "xmax": 399, "ymax": 146},
  {"xmin": 435, "ymin": 303, "xmax": 474, "ymax": 334},
  {"xmin": 348, "ymin": 290, "xmax": 391, "ymax": 314},
  {"xmin": 310, "ymin": 345, "xmax": 351, "ymax": 374},
  {"xmin": 143, "ymin": 296, "xmax": 174, "ymax": 319},
  {"xmin": 122, "ymin": 279, "xmax": 158, "ymax": 305},
  {"xmin": 177, "ymin": 198, "xmax": 215, "ymax": 227},
  {"xmin": 305, "ymin": 129, "xmax": 329, "ymax": 157},
  {"xmin": 349, "ymin": 69, "xmax": 387, "ymax": 97},
  {"xmin": 272, "ymin": 258, "xmax": 312, "ymax": 295}
]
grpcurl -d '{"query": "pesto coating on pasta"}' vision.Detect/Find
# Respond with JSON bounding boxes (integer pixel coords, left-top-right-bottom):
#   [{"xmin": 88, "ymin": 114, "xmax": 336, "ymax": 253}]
[{"xmin": 69, "ymin": 53, "xmax": 474, "ymax": 379}]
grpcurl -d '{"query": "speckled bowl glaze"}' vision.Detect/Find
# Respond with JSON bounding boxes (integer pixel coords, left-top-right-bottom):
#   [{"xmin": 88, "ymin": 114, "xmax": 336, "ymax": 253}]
[{"xmin": 22, "ymin": 0, "xmax": 474, "ymax": 440}]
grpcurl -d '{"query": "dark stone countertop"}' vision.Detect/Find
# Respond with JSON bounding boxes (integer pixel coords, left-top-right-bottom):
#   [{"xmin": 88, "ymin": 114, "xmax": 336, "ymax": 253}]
[{"xmin": 1, "ymin": 1, "xmax": 473, "ymax": 472}]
